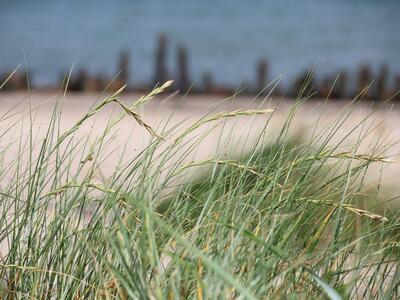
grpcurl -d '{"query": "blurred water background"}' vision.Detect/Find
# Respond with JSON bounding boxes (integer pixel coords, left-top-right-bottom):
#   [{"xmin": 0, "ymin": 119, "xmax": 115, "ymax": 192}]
[{"xmin": 0, "ymin": 0, "xmax": 399, "ymax": 88}]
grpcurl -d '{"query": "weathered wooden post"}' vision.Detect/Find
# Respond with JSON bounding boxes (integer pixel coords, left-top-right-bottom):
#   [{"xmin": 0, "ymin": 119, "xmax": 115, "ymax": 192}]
[
  {"xmin": 290, "ymin": 70, "xmax": 314, "ymax": 98},
  {"xmin": 20, "ymin": 71, "xmax": 28, "ymax": 90},
  {"xmin": 356, "ymin": 63, "xmax": 372, "ymax": 98},
  {"xmin": 394, "ymin": 74, "xmax": 400, "ymax": 101},
  {"xmin": 0, "ymin": 71, "xmax": 28, "ymax": 90},
  {"xmin": 326, "ymin": 72, "xmax": 348, "ymax": 99},
  {"xmin": 94, "ymin": 73, "xmax": 106, "ymax": 91},
  {"xmin": 202, "ymin": 72, "xmax": 213, "ymax": 94},
  {"xmin": 118, "ymin": 50, "xmax": 130, "ymax": 85},
  {"xmin": 319, "ymin": 76, "xmax": 332, "ymax": 98},
  {"xmin": 0, "ymin": 72, "xmax": 5, "ymax": 91},
  {"xmin": 153, "ymin": 33, "xmax": 168, "ymax": 87},
  {"xmin": 0, "ymin": 71, "xmax": 12, "ymax": 90},
  {"xmin": 58, "ymin": 70, "xmax": 69, "ymax": 91},
  {"xmin": 376, "ymin": 64, "xmax": 388, "ymax": 100},
  {"xmin": 256, "ymin": 58, "xmax": 268, "ymax": 94},
  {"xmin": 335, "ymin": 71, "xmax": 348, "ymax": 99},
  {"xmin": 177, "ymin": 45, "xmax": 189, "ymax": 93},
  {"xmin": 70, "ymin": 69, "xmax": 88, "ymax": 91}
]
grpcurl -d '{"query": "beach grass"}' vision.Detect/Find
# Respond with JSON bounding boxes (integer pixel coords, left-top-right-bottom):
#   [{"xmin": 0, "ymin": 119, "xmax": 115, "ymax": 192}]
[{"xmin": 0, "ymin": 80, "xmax": 398, "ymax": 299}]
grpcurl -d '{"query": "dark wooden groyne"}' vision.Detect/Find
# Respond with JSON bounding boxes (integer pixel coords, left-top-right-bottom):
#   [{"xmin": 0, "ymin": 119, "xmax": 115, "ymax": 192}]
[{"xmin": 1, "ymin": 34, "xmax": 400, "ymax": 101}]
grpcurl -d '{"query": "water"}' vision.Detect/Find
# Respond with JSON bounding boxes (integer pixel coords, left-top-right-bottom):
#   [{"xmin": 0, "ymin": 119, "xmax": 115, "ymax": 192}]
[{"xmin": 0, "ymin": 0, "xmax": 399, "ymax": 87}]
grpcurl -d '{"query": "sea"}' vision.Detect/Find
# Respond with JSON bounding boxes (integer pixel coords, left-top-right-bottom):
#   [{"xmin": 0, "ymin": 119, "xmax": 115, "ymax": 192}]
[{"xmin": 0, "ymin": 0, "xmax": 399, "ymax": 88}]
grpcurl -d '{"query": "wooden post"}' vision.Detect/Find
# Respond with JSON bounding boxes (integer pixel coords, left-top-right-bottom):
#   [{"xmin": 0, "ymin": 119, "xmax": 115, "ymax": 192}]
[
  {"xmin": 376, "ymin": 64, "xmax": 388, "ymax": 100},
  {"xmin": 202, "ymin": 72, "xmax": 213, "ymax": 94},
  {"xmin": 256, "ymin": 58, "xmax": 268, "ymax": 94},
  {"xmin": 327, "ymin": 72, "xmax": 348, "ymax": 99},
  {"xmin": 290, "ymin": 70, "xmax": 314, "ymax": 98},
  {"xmin": 118, "ymin": 50, "xmax": 130, "ymax": 84},
  {"xmin": 94, "ymin": 73, "xmax": 106, "ymax": 91},
  {"xmin": 177, "ymin": 45, "xmax": 189, "ymax": 93},
  {"xmin": 357, "ymin": 63, "xmax": 372, "ymax": 97},
  {"xmin": 70, "ymin": 69, "xmax": 88, "ymax": 91},
  {"xmin": 394, "ymin": 74, "xmax": 400, "ymax": 101},
  {"xmin": 153, "ymin": 33, "xmax": 168, "ymax": 87},
  {"xmin": 0, "ymin": 71, "xmax": 28, "ymax": 90},
  {"xmin": 319, "ymin": 72, "xmax": 348, "ymax": 100},
  {"xmin": 335, "ymin": 72, "xmax": 348, "ymax": 99},
  {"xmin": 318, "ymin": 76, "xmax": 331, "ymax": 98}
]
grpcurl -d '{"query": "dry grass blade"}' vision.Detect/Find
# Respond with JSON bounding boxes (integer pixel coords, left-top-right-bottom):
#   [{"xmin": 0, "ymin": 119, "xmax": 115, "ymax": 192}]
[
  {"xmin": 52, "ymin": 85, "xmax": 127, "ymax": 151},
  {"xmin": 0, "ymin": 264, "xmax": 96, "ymax": 290},
  {"xmin": 344, "ymin": 206, "xmax": 389, "ymax": 223},
  {"xmin": 303, "ymin": 198, "xmax": 389, "ymax": 222},
  {"xmin": 173, "ymin": 159, "xmax": 265, "ymax": 177},
  {"xmin": 132, "ymin": 80, "xmax": 174, "ymax": 108},
  {"xmin": 172, "ymin": 108, "xmax": 274, "ymax": 144},
  {"xmin": 113, "ymin": 99, "xmax": 163, "ymax": 140},
  {"xmin": 203, "ymin": 109, "xmax": 274, "ymax": 123},
  {"xmin": 326, "ymin": 152, "xmax": 394, "ymax": 163},
  {"xmin": 52, "ymin": 84, "xmax": 164, "ymax": 154},
  {"xmin": 44, "ymin": 182, "xmax": 116, "ymax": 198}
]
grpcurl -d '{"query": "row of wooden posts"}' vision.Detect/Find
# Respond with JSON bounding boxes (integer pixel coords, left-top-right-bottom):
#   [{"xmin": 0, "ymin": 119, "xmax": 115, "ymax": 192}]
[{"xmin": 1, "ymin": 34, "xmax": 400, "ymax": 100}]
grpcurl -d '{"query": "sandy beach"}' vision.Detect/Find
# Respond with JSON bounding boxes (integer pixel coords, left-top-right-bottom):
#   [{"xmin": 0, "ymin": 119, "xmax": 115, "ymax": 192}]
[{"xmin": 0, "ymin": 91, "xmax": 399, "ymax": 201}]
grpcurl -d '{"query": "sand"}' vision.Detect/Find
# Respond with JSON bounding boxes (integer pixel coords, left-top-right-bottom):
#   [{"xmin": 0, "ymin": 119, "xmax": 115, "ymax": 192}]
[{"xmin": 0, "ymin": 91, "xmax": 399, "ymax": 200}]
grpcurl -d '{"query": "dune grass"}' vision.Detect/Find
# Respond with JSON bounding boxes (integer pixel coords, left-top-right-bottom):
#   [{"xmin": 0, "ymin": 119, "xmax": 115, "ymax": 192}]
[{"xmin": 0, "ymin": 80, "xmax": 399, "ymax": 299}]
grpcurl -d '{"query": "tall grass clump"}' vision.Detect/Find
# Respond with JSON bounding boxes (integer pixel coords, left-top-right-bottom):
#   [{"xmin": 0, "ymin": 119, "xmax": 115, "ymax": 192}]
[{"xmin": 0, "ymin": 77, "xmax": 398, "ymax": 299}]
